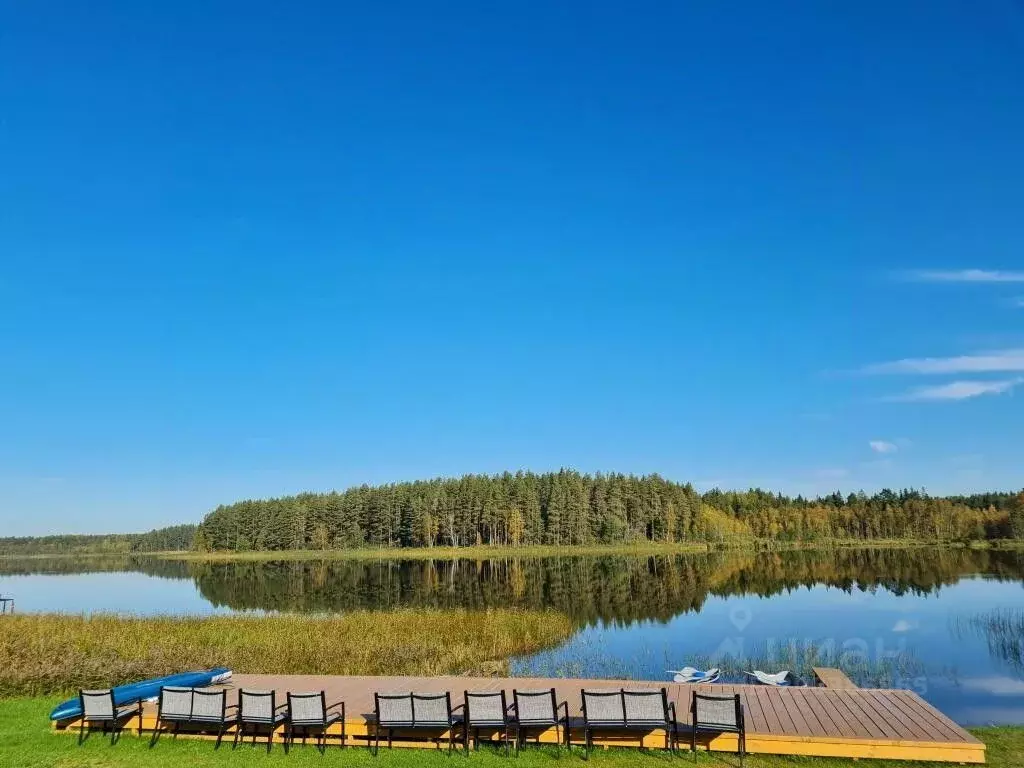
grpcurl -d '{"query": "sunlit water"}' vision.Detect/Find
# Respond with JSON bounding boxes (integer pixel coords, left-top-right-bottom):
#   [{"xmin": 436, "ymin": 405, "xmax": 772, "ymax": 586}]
[{"xmin": 2, "ymin": 547, "xmax": 1023, "ymax": 725}]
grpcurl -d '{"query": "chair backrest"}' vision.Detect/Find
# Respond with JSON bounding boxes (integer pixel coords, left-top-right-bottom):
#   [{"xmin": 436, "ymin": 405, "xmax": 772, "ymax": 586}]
[
  {"xmin": 192, "ymin": 689, "xmax": 228, "ymax": 721},
  {"xmin": 375, "ymin": 692, "xmax": 414, "ymax": 726},
  {"xmin": 623, "ymin": 688, "xmax": 669, "ymax": 725},
  {"xmin": 287, "ymin": 691, "xmax": 327, "ymax": 725},
  {"xmin": 239, "ymin": 689, "xmax": 276, "ymax": 722},
  {"xmin": 581, "ymin": 689, "xmax": 624, "ymax": 724},
  {"xmin": 465, "ymin": 690, "xmax": 507, "ymax": 725},
  {"xmin": 513, "ymin": 688, "xmax": 557, "ymax": 724},
  {"xmin": 79, "ymin": 690, "xmax": 115, "ymax": 720},
  {"xmin": 412, "ymin": 692, "xmax": 452, "ymax": 725},
  {"xmin": 692, "ymin": 692, "xmax": 742, "ymax": 730},
  {"xmin": 159, "ymin": 686, "xmax": 194, "ymax": 718}
]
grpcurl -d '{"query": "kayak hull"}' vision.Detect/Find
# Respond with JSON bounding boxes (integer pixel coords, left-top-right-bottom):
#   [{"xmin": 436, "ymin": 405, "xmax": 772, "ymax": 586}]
[{"xmin": 49, "ymin": 668, "xmax": 232, "ymax": 721}]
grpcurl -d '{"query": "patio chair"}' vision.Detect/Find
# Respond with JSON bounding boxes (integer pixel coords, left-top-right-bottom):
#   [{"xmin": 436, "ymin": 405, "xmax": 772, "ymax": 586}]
[
  {"xmin": 463, "ymin": 689, "xmax": 517, "ymax": 755},
  {"xmin": 235, "ymin": 689, "xmax": 287, "ymax": 752},
  {"xmin": 690, "ymin": 692, "xmax": 745, "ymax": 765},
  {"xmin": 373, "ymin": 691, "xmax": 461, "ymax": 754},
  {"xmin": 149, "ymin": 686, "xmax": 192, "ymax": 747},
  {"xmin": 511, "ymin": 688, "xmax": 569, "ymax": 753},
  {"xmin": 189, "ymin": 688, "xmax": 237, "ymax": 748},
  {"xmin": 580, "ymin": 688, "xmax": 677, "ymax": 758},
  {"xmin": 76, "ymin": 689, "xmax": 142, "ymax": 745},
  {"xmin": 285, "ymin": 691, "xmax": 345, "ymax": 753}
]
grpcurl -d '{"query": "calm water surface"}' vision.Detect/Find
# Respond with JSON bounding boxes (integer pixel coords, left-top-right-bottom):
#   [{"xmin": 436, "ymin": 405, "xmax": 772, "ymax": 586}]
[{"xmin": 2, "ymin": 548, "xmax": 1023, "ymax": 726}]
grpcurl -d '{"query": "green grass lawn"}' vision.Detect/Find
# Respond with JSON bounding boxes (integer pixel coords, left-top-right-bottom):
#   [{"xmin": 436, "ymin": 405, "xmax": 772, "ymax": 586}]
[{"xmin": 1, "ymin": 698, "xmax": 1021, "ymax": 768}]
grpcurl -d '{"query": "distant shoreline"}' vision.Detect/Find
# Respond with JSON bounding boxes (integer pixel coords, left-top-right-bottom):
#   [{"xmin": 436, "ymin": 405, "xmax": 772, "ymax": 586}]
[{"xmin": 4, "ymin": 538, "xmax": 1022, "ymax": 563}]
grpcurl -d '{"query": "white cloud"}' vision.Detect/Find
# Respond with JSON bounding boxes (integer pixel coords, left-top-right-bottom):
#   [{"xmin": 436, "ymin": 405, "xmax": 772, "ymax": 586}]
[
  {"xmin": 863, "ymin": 349, "xmax": 1024, "ymax": 375},
  {"xmin": 891, "ymin": 378, "xmax": 1023, "ymax": 402},
  {"xmin": 869, "ymin": 440, "xmax": 898, "ymax": 454},
  {"xmin": 906, "ymin": 269, "xmax": 1024, "ymax": 283}
]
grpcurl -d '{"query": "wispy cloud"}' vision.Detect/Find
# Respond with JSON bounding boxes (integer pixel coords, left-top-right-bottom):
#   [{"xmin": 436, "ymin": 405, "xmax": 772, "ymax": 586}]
[
  {"xmin": 869, "ymin": 440, "xmax": 898, "ymax": 454},
  {"xmin": 1014, "ymin": 298, "xmax": 1024, "ymax": 308},
  {"xmin": 890, "ymin": 378, "xmax": 1023, "ymax": 402},
  {"xmin": 863, "ymin": 349, "xmax": 1024, "ymax": 375},
  {"xmin": 904, "ymin": 269, "xmax": 1024, "ymax": 283}
]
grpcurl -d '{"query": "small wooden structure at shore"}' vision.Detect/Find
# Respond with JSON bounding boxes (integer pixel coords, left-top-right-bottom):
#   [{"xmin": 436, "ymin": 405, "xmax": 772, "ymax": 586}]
[{"xmin": 53, "ymin": 670, "xmax": 985, "ymax": 763}]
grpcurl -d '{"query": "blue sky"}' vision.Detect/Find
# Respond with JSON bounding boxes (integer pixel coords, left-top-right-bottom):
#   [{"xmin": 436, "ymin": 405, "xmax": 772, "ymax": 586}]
[{"xmin": 2, "ymin": 2, "xmax": 1023, "ymax": 535}]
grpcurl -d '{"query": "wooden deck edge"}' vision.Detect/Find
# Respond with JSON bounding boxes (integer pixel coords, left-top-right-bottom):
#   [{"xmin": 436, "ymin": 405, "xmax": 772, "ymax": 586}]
[{"xmin": 53, "ymin": 717, "xmax": 987, "ymax": 763}]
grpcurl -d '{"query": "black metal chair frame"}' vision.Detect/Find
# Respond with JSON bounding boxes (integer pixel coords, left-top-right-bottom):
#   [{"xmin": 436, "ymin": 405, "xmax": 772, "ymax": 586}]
[
  {"xmin": 284, "ymin": 691, "xmax": 346, "ymax": 753},
  {"xmin": 580, "ymin": 688, "xmax": 678, "ymax": 759},
  {"xmin": 148, "ymin": 686, "xmax": 192, "ymax": 748},
  {"xmin": 373, "ymin": 691, "xmax": 462, "ymax": 755},
  {"xmin": 169, "ymin": 688, "xmax": 237, "ymax": 749},
  {"xmin": 234, "ymin": 689, "xmax": 287, "ymax": 752},
  {"xmin": 76, "ymin": 689, "xmax": 142, "ymax": 745},
  {"xmin": 690, "ymin": 691, "xmax": 745, "ymax": 766},
  {"xmin": 511, "ymin": 688, "xmax": 569, "ymax": 754},
  {"xmin": 463, "ymin": 689, "xmax": 518, "ymax": 756}
]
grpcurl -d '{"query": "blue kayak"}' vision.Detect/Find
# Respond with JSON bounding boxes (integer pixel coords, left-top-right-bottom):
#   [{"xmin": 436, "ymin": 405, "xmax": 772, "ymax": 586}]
[{"xmin": 50, "ymin": 668, "xmax": 232, "ymax": 721}]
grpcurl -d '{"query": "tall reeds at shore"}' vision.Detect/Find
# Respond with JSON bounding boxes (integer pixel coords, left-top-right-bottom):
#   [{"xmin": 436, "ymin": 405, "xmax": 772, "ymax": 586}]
[{"xmin": 0, "ymin": 609, "xmax": 573, "ymax": 697}]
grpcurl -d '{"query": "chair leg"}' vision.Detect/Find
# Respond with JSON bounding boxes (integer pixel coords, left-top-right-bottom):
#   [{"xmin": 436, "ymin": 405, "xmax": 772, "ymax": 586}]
[
  {"xmin": 78, "ymin": 721, "xmax": 86, "ymax": 746},
  {"xmin": 215, "ymin": 725, "xmax": 225, "ymax": 749},
  {"xmin": 233, "ymin": 721, "xmax": 240, "ymax": 749}
]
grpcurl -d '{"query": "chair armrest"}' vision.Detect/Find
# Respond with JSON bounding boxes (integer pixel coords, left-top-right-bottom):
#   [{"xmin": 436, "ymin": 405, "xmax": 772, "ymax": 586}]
[
  {"xmin": 558, "ymin": 701, "xmax": 569, "ymax": 722},
  {"xmin": 274, "ymin": 703, "xmax": 289, "ymax": 712},
  {"xmin": 326, "ymin": 700, "xmax": 345, "ymax": 713},
  {"xmin": 668, "ymin": 702, "xmax": 677, "ymax": 724},
  {"xmin": 451, "ymin": 703, "xmax": 465, "ymax": 713},
  {"xmin": 225, "ymin": 704, "xmax": 239, "ymax": 712}
]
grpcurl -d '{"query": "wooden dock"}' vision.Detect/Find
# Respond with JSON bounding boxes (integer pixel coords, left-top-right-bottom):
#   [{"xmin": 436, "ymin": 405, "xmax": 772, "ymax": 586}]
[
  {"xmin": 812, "ymin": 666, "xmax": 859, "ymax": 689},
  {"xmin": 54, "ymin": 672, "xmax": 985, "ymax": 763}
]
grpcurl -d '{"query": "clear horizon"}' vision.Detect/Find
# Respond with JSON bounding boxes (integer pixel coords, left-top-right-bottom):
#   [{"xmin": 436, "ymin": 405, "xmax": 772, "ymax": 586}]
[{"xmin": 2, "ymin": 2, "xmax": 1023, "ymax": 535}]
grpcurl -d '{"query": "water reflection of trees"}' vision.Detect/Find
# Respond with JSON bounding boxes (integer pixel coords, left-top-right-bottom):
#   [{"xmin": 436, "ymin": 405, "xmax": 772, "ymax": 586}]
[
  {"xmin": 0, "ymin": 556, "xmax": 191, "ymax": 579},
  {"xmin": 4, "ymin": 548, "xmax": 1021, "ymax": 625},
  {"xmin": 188, "ymin": 548, "xmax": 1024, "ymax": 624}
]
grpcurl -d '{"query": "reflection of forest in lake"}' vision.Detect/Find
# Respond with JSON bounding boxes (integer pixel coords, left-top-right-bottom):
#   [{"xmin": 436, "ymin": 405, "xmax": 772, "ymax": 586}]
[
  {"xmin": 185, "ymin": 548, "xmax": 1024, "ymax": 622},
  {"xmin": 6, "ymin": 547, "xmax": 1020, "ymax": 625}
]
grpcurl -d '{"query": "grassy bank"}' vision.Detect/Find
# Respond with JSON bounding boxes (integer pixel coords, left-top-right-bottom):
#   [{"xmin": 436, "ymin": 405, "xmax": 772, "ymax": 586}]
[
  {"xmin": 0, "ymin": 611, "xmax": 573, "ymax": 698},
  {"xmin": 0, "ymin": 698, "xmax": 1020, "ymax": 768},
  {"xmin": 153, "ymin": 539, "xmax": 1024, "ymax": 563}
]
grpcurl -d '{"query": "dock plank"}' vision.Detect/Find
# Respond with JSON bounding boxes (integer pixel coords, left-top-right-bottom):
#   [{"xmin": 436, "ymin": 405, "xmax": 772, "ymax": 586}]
[{"xmin": 51, "ymin": 673, "xmax": 985, "ymax": 763}]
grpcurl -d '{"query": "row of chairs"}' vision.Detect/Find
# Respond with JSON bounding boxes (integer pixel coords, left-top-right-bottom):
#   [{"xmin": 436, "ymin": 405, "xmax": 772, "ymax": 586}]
[{"xmin": 78, "ymin": 685, "xmax": 746, "ymax": 761}]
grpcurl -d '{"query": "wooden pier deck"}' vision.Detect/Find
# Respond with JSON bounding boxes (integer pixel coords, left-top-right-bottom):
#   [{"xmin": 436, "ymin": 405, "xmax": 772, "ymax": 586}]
[{"xmin": 55, "ymin": 672, "xmax": 985, "ymax": 763}]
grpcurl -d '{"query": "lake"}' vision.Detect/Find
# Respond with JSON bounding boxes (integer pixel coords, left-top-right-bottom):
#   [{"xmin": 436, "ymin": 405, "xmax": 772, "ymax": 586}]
[{"xmin": 2, "ymin": 547, "xmax": 1023, "ymax": 726}]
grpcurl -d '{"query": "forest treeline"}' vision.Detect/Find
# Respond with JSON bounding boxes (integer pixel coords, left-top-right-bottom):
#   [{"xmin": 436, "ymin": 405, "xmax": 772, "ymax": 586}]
[
  {"xmin": 194, "ymin": 470, "xmax": 1024, "ymax": 552},
  {"xmin": 0, "ymin": 525, "xmax": 197, "ymax": 556}
]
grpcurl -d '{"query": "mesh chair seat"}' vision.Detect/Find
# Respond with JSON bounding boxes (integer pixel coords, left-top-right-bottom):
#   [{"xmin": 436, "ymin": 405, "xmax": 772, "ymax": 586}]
[
  {"xmin": 375, "ymin": 693, "xmax": 414, "ymax": 726},
  {"xmin": 582, "ymin": 690, "xmax": 625, "ymax": 726},
  {"xmin": 77, "ymin": 689, "xmax": 141, "ymax": 746},
  {"xmin": 693, "ymin": 696, "xmax": 741, "ymax": 731},
  {"xmin": 374, "ymin": 692, "xmax": 457, "ymax": 754},
  {"xmin": 581, "ymin": 688, "xmax": 677, "ymax": 757},
  {"xmin": 513, "ymin": 689, "xmax": 561, "ymax": 724},
  {"xmin": 691, "ymin": 692, "xmax": 746, "ymax": 765},
  {"xmin": 240, "ymin": 712, "xmax": 287, "ymax": 725}
]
